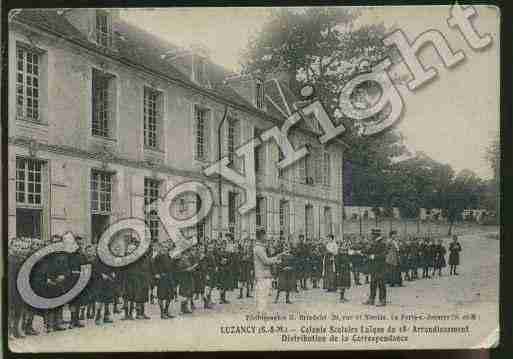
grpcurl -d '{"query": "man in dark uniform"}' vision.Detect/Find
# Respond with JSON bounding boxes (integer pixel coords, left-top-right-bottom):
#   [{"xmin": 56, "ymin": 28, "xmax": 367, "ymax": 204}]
[
  {"xmin": 363, "ymin": 229, "xmax": 388, "ymax": 307},
  {"xmin": 67, "ymin": 235, "xmax": 88, "ymax": 328},
  {"xmin": 398, "ymin": 238, "xmax": 410, "ymax": 283},
  {"xmin": 299, "ymin": 235, "xmax": 312, "ymax": 290},
  {"xmin": 134, "ymin": 247, "xmax": 153, "ymax": 320},
  {"xmin": 238, "ymin": 238, "xmax": 254, "ymax": 299},
  {"xmin": 310, "ymin": 243, "xmax": 323, "ymax": 289},
  {"xmin": 275, "ymin": 242, "xmax": 295, "ymax": 304},
  {"xmin": 202, "ymin": 239, "xmax": 217, "ymax": 308},
  {"xmin": 407, "ymin": 237, "xmax": 419, "ymax": 281},
  {"xmin": 335, "ymin": 241, "xmax": 352, "ymax": 302},
  {"xmin": 91, "ymin": 248, "xmax": 116, "ymax": 325},
  {"xmin": 216, "ymin": 238, "xmax": 233, "ymax": 304},
  {"xmin": 420, "ymin": 237, "xmax": 432, "ymax": 279},
  {"xmin": 153, "ymin": 242, "xmax": 176, "ymax": 319},
  {"xmin": 175, "ymin": 245, "xmax": 198, "ymax": 314}
]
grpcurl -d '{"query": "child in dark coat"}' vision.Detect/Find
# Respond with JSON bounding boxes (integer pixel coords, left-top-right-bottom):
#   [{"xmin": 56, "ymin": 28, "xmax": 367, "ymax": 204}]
[
  {"xmin": 336, "ymin": 243, "xmax": 352, "ymax": 302},
  {"xmin": 275, "ymin": 243, "xmax": 294, "ymax": 304},
  {"xmin": 433, "ymin": 239, "xmax": 447, "ymax": 277},
  {"xmin": 449, "ymin": 235, "xmax": 462, "ymax": 275}
]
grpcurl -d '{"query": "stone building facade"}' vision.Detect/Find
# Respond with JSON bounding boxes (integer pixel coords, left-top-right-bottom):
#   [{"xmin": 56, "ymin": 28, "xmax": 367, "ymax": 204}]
[{"xmin": 8, "ymin": 9, "xmax": 344, "ymax": 243}]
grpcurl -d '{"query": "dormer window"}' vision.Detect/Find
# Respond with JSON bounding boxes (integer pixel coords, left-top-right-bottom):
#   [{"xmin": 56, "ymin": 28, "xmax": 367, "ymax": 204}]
[
  {"xmin": 255, "ymin": 80, "xmax": 264, "ymax": 109},
  {"xmin": 193, "ymin": 56, "xmax": 210, "ymax": 87},
  {"xmin": 96, "ymin": 10, "xmax": 112, "ymax": 47}
]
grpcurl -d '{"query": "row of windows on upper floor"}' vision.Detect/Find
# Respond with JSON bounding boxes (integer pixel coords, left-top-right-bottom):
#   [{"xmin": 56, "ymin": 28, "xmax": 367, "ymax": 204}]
[{"xmin": 15, "ymin": 45, "xmax": 335, "ymax": 187}]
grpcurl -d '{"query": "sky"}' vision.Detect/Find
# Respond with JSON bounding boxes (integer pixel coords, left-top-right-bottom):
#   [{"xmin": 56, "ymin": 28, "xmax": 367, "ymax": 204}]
[{"xmin": 121, "ymin": 6, "xmax": 500, "ymax": 179}]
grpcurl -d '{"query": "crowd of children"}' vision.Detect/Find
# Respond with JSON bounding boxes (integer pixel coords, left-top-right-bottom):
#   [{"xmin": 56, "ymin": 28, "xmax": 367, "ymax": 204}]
[{"xmin": 8, "ymin": 230, "xmax": 462, "ymax": 339}]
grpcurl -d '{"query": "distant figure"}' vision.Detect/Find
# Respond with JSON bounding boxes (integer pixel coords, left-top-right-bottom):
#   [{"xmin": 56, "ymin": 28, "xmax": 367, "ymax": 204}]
[
  {"xmin": 433, "ymin": 239, "xmax": 447, "ymax": 277},
  {"xmin": 448, "ymin": 235, "xmax": 462, "ymax": 275}
]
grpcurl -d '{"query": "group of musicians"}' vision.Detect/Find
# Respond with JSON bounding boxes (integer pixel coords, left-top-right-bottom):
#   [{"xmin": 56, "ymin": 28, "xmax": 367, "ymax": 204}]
[{"xmin": 8, "ymin": 228, "xmax": 462, "ymax": 339}]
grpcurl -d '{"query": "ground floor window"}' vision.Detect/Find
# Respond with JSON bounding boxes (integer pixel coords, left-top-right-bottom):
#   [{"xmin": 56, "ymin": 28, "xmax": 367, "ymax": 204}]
[
  {"xmin": 256, "ymin": 196, "xmax": 266, "ymax": 232},
  {"xmin": 144, "ymin": 178, "xmax": 161, "ymax": 242},
  {"xmin": 91, "ymin": 213, "xmax": 110, "ymax": 243},
  {"xmin": 16, "ymin": 208, "xmax": 42, "ymax": 238},
  {"xmin": 324, "ymin": 206, "xmax": 333, "ymax": 236},
  {"xmin": 279, "ymin": 200, "xmax": 290, "ymax": 238},
  {"xmin": 228, "ymin": 191, "xmax": 239, "ymax": 238},
  {"xmin": 16, "ymin": 158, "xmax": 45, "ymax": 239},
  {"xmin": 305, "ymin": 204, "xmax": 314, "ymax": 239}
]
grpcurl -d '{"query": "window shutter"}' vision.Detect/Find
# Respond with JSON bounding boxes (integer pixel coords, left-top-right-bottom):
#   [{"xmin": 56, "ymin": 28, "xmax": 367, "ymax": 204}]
[
  {"xmin": 192, "ymin": 104, "xmax": 199, "ymax": 160},
  {"xmin": 314, "ymin": 149, "xmax": 323, "ymax": 184},
  {"xmin": 234, "ymin": 119, "xmax": 241, "ymax": 171},
  {"xmin": 298, "ymin": 158, "xmax": 306, "ymax": 183},
  {"xmin": 157, "ymin": 91, "xmax": 164, "ymax": 149},
  {"xmin": 108, "ymin": 75, "xmax": 115, "ymax": 138},
  {"xmin": 204, "ymin": 109, "xmax": 210, "ymax": 161}
]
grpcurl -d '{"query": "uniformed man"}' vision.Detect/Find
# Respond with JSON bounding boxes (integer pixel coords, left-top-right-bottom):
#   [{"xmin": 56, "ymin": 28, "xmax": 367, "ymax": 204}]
[
  {"xmin": 296, "ymin": 234, "xmax": 310, "ymax": 290},
  {"xmin": 216, "ymin": 237, "xmax": 233, "ymax": 304},
  {"xmin": 238, "ymin": 238, "xmax": 254, "ymax": 299},
  {"xmin": 67, "ymin": 234, "xmax": 88, "ymax": 328},
  {"xmin": 363, "ymin": 229, "xmax": 388, "ymax": 307},
  {"xmin": 91, "ymin": 244, "xmax": 116, "ymax": 325},
  {"xmin": 152, "ymin": 242, "xmax": 176, "ymax": 319},
  {"xmin": 335, "ymin": 240, "xmax": 352, "ymax": 302}
]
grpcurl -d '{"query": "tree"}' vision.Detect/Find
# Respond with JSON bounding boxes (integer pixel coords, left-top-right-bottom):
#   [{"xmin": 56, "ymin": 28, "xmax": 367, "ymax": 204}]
[
  {"xmin": 483, "ymin": 134, "xmax": 499, "ymax": 221},
  {"xmin": 241, "ymin": 8, "xmax": 408, "ymax": 210},
  {"xmin": 442, "ymin": 169, "xmax": 483, "ymax": 235}
]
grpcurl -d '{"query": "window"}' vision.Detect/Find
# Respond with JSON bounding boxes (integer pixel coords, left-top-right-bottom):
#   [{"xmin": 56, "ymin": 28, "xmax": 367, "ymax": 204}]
[
  {"xmin": 256, "ymin": 196, "xmax": 266, "ymax": 230},
  {"xmin": 144, "ymin": 178, "xmax": 160, "ymax": 241},
  {"xmin": 194, "ymin": 57, "xmax": 208, "ymax": 86},
  {"xmin": 196, "ymin": 219, "xmax": 206, "ymax": 242},
  {"xmin": 279, "ymin": 200, "xmax": 289, "ymax": 237},
  {"xmin": 305, "ymin": 112, "xmax": 321, "ymax": 134},
  {"xmin": 194, "ymin": 105, "xmax": 209, "ymax": 161},
  {"xmin": 16, "ymin": 158, "xmax": 44, "ymax": 239},
  {"xmin": 92, "ymin": 69, "xmax": 113, "ymax": 138},
  {"xmin": 324, "ymin": 207, "xmax": 332, "ymax": 235},
  {"xmin": 254, "ymin": 128, "xmax": 264, "ymax": 173},
  {"xmin": 144, "ymin": 87, "xmax": 162, "ymax": 149},
  {"xmin": 16, "ymin": 158, "xmax": 42, "ymax": 207},
  {"xmin": 299, "ymin": 155, "xmax": 313, "ymax": 185},
  {"xmin": 16, "ymin": 208, "xmax": 42, "ymax": 239},
  {"xmin": 91, "ymin": 170, "xmax": 112, "ymax": 243},
  {"xmin": 278, "ymin": 149, "xmax": 285, "ymax": 178},
  {"xmin": 323, "ymin": 151, "xmax": 331, "ymax": 186},
  {"xmin": 228, "ymin": 191, "xmax": 238, "ymax": 237},
  {"xmin": 91, "ymin": 170, "xmax": 112, "ymax": 214},
  {"xmin": 227, "ymin": 117, "xmax": 240, "ymax": 166},
  {"xmin": 305, "ymin": 204, "xmax": 314, "ymax": 239},
  {"xmin": 96, "ymin": 10, "xmax": 112, "ymax": 47},
  {"xmin": 256, "ymin": 80, "xmax": 264, "ymax": 109},
  {"xmin": 16, "ymin": 46, "xmax": 40, "ymax": 122}
]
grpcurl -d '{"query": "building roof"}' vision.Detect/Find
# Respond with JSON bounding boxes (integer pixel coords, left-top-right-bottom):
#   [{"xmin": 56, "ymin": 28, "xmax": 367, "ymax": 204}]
[
  {"xmin": 12, "ymin": 9, "xmax": 345, "ymax": 147},
  {"xmin": 13, "ymin": 10, "xmax": 290, "ymax": 120}
]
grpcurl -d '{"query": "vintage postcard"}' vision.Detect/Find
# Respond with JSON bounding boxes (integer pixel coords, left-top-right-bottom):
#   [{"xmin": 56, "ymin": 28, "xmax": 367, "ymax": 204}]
[{"xmin": 5, "ymin": 5, "xmax": 500, "ymax": 352}]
